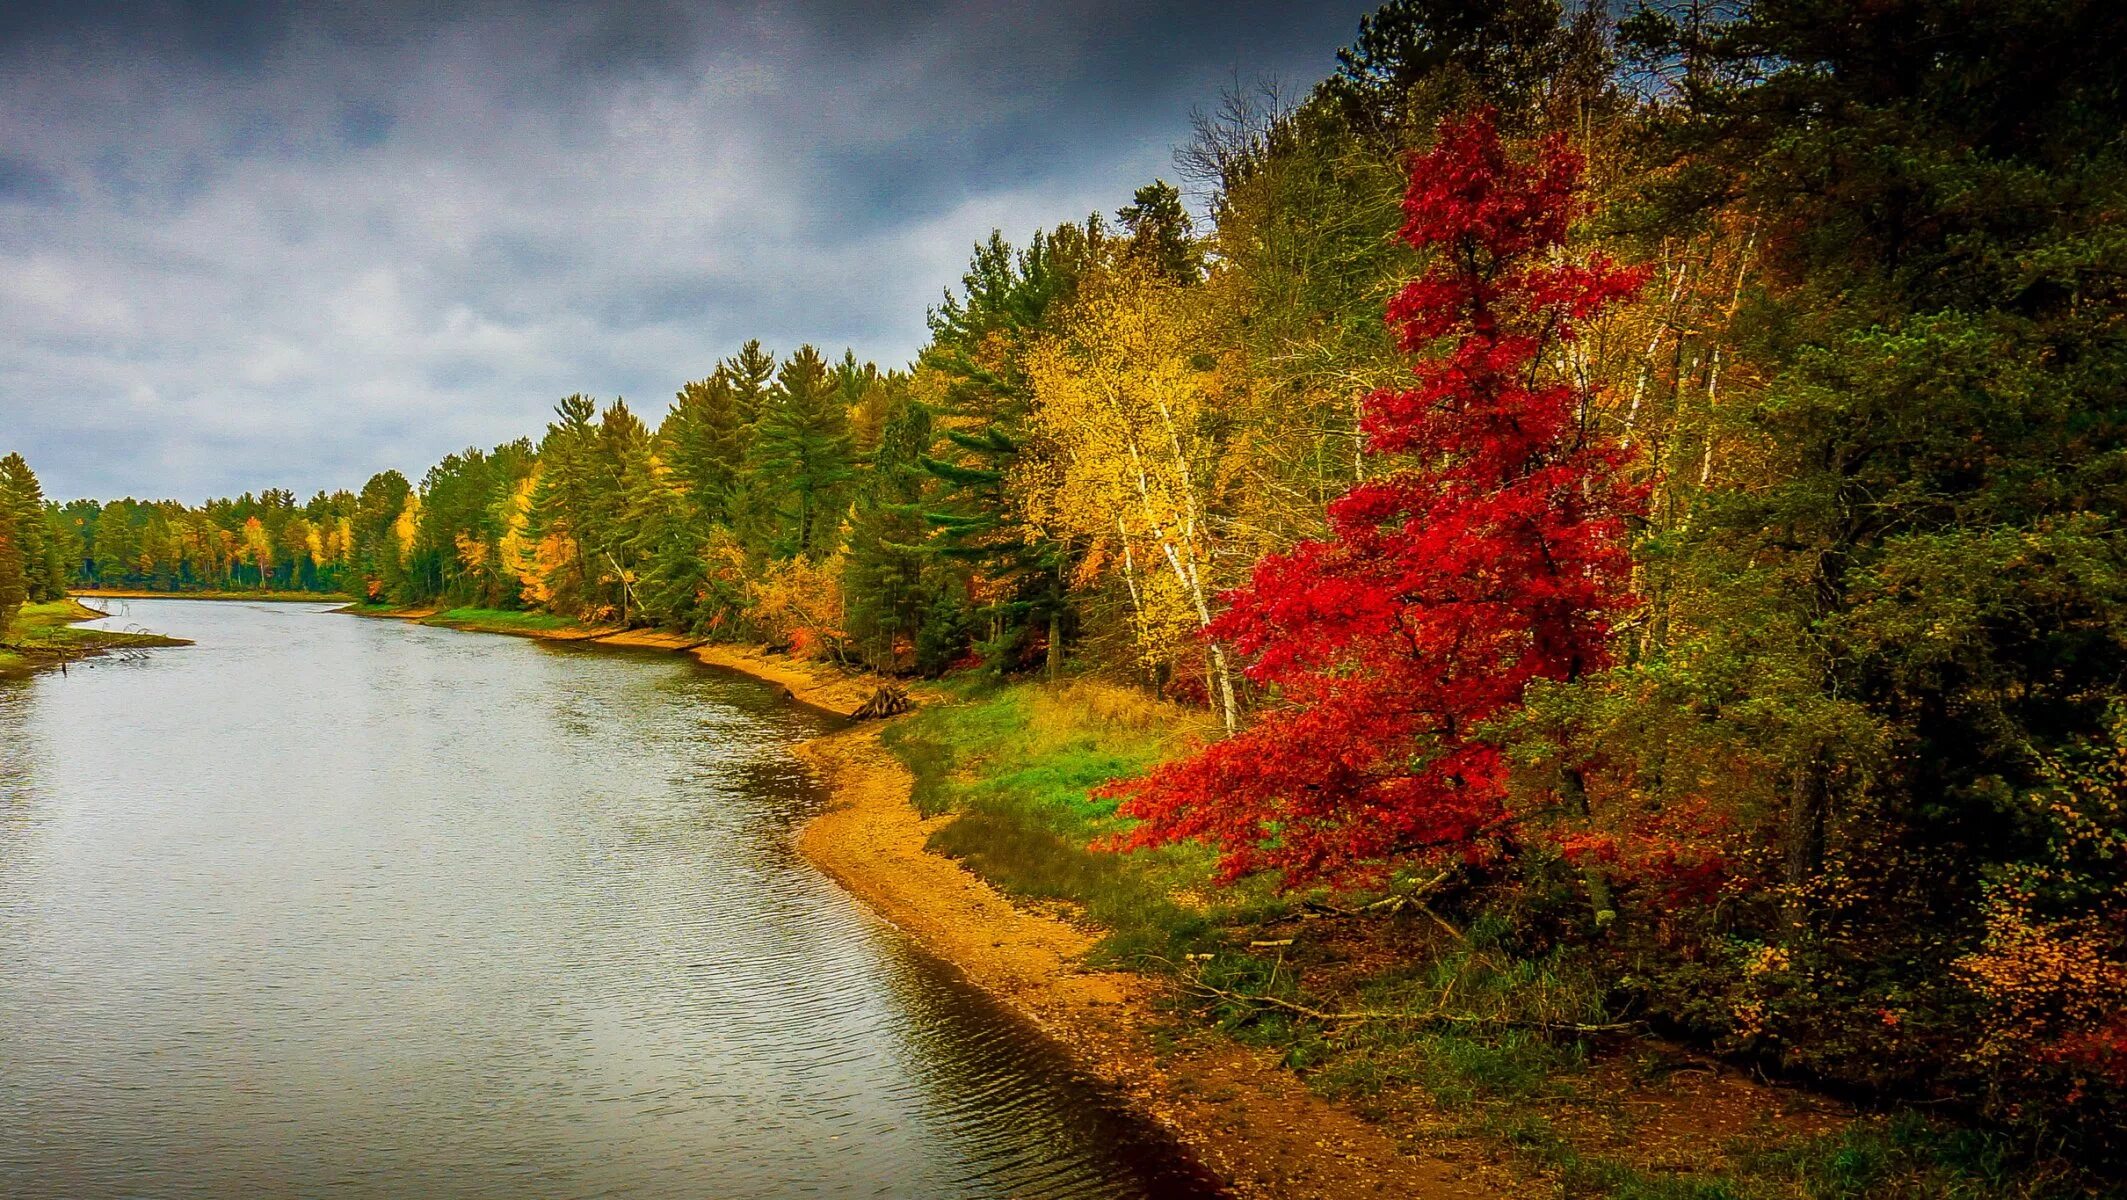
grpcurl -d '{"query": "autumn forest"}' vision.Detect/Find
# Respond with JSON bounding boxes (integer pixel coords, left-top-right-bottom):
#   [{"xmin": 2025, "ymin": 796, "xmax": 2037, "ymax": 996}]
[{"xmin": 7, "ymin": 0, "xmax": 2126, "ymax": 1186}]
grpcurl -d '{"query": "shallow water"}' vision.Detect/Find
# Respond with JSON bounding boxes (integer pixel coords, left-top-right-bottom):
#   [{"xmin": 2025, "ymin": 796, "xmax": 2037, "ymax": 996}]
[{"xmin": 0, "ymin": 599, "xmax": 1220, "ymax": 1199}]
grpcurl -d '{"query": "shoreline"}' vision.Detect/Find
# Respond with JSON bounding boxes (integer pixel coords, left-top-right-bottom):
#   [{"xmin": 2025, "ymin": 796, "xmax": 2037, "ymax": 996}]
[
  {"xmin": 792, "ymin": 723, "xmax": 1505, "ymax": 1199},
  {"xmin": 2, "ymin": 597, "xmax": 191, "ymax": 678},
  {"xmin": 335, "ymin": 603, "xmax": 1505, "ymax": 1197},
  {"xmin": 71, "ymin": 587, "xmax": 354, "ymax": 603}
]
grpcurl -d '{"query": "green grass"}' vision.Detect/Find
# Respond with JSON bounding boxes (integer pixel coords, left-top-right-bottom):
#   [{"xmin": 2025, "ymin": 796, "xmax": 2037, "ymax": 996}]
[
  {"xmin": 426, "ymin": 606, "xmax": 582, "ymax": 632},
  {"xmin": 881, "ymin": 677, "xmax": 1279, "ymax": 963}
]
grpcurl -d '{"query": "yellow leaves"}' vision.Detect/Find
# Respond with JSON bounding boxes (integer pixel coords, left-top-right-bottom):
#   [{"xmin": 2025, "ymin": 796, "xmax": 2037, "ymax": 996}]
[
  {"xmin": 523, "ymin": 532, "xmax": 575, "ymax": 608},
  {"xmin": 496, "ymin": 466, "xmax": 543, "ymax": 603},
  {"xmin": 391, "ymin": 494, "xmax": 422, "ymax": 565},
  {"xmin": 453, "ymin": 531, "xmax": 489, "ymax": 572},
  {"xmin": 240, "ymin": 515, "xmax": 274, "ymax": 571},
  {"xmin": 744, "ymin": 554, "xmax": 847, "ymax": 659},
  {"xmin": 1019, "ymin": 264, "xmax": 1228, "ymax": 657}
]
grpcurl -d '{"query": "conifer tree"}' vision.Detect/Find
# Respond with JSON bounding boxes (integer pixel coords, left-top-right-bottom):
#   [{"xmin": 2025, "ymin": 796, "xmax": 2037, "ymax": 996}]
[
  {"xmin": 843, "ymin": 390, "xmax": 938, "ymax": 669},
  {"xmin": 920, "ymin": 222, "xmax": 1104, "ymax": 675},
  {"xmin": 748, "ymin": 345, "xmax": 855, "ymax": 558},
  {"xmin": 1116, "ymin": 181, "xmax": 1203, "ymax": 284},
  {"xmin": 530, "ymin": 395, "xmax": 600, "ymax": 613},
  {"xmin": 660, "ymin": 372, "xmax": 746, "ymax": 525},
  {"xmin": 0, "ymin": 498, "xmax": 25, "ymax": 637},
  {"xmin": 0, "ymin": 453, "xmax": 63, "ymax": 602},
  {"xmin": 722, "ymin": 339, "xmax": 776, "ymax": 428}
]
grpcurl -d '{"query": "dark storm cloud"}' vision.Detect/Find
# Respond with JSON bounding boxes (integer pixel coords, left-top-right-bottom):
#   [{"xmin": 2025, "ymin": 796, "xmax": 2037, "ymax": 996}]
[{"xmin": 0, "ymin": 0, "xmax": 1376, "ymax": 500}]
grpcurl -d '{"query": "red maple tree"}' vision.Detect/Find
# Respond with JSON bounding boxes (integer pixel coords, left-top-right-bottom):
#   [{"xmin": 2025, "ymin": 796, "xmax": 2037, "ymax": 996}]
[{"xmin": 1103, "ymin": 110, "xmax": 1648, "ymax": 889}]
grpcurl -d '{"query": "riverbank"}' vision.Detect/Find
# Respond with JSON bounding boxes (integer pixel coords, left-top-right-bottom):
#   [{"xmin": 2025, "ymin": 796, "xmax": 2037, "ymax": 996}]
[
  {"xmin": 0, "ymin": 597, "xmax": 190, "ymax": 677},
  {"xmin": 71, "ymin": 587, "xmax": 353, "ymax": 602},
  {"xmin": 794, "ymin": 719, "xmax": 1514, "ymax": 1199},
  {"xmin": 332, "ymin": 605, "xmax": 2044, "ymax": 1199},
  {"xmin": 345, "ymin": 605, "xmax": 887, "ymax": 718}
]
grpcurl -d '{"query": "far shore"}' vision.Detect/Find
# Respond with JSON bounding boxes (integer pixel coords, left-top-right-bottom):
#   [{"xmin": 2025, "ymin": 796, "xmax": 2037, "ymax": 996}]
[{"xmin": 71, "ymin": 587, "xmax": 355, "ymax": 603}]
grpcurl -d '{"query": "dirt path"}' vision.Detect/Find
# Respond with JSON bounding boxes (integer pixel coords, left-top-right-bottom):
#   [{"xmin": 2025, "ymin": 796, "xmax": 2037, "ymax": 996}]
[{"xmin": 794, "ymin": 722, "xmax": 1524, "ymax": 1199}]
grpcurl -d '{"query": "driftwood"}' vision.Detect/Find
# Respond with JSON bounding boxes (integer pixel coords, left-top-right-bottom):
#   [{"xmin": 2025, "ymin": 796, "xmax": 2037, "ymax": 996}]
[{"xmin": 850, "ymin": 684, "xmax": 914, "ymax": 720}]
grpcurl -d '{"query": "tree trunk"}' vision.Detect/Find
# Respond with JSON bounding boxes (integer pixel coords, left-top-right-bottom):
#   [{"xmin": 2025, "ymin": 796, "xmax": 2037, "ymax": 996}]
[
  {"xmin": 1781, "ymin": 753, "xmax": 1829, "ymax": 935},
  {"xmin": 1560, "ymin": 766, "xmax": 1616, "ymax": 931},
  {"xmin": 1046, "ymin": 608, "xmax": 1063, "ymax": 682}
]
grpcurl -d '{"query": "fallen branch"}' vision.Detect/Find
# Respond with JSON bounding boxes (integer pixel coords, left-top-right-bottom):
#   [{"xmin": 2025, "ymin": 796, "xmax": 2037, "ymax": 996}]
[
  {"xmin": 1300, "ymin": 869, "xmax": 1468, "ymax": 942},
  {"xmin": 1183, "ymin": 977, "xmax": 1635, "ymax": 1035}
]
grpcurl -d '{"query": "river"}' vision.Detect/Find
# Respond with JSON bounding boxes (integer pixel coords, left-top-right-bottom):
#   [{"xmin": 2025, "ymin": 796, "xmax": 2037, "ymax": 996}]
[{"xmin": 0, "ymin": 599, "xmax": 1221, "ymax": 1199}]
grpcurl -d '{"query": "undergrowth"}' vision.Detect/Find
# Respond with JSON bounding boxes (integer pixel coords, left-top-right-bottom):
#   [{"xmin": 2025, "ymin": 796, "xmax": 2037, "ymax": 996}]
[{"xmin": 875, "ymin": 676, "xmax": 2117, "ymax": 1200}]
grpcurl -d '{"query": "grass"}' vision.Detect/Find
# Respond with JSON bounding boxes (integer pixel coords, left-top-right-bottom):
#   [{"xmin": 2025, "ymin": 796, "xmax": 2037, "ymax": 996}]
[
  {"xmin": 881, "ymin": 675, "xmax": 1281, "ymax": 963},
  {"xmin": 424, "ymin": 606, "xmax": 583, "ymax": 632},
  {"xmin": 0, "ymin": 597, "xmax": 190, "ymax": 674}
]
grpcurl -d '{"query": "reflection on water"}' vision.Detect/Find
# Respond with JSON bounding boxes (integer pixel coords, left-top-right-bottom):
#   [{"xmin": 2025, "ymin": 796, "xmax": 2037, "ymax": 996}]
[{"xmin": 0, "ymin": 600, "xmax": 1221, "ymax": 1199}]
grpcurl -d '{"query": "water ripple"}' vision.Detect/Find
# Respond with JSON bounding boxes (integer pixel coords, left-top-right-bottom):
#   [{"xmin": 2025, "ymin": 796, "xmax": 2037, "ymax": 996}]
[{"xmin": 0, "ymin": 601, "xmax": 1222, "ymax": 1199}]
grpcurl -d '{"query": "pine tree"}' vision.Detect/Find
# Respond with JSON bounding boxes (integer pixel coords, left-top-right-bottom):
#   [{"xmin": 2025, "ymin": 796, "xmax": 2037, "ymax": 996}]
[
  {"xmin": 661, "ymin": 372, "xmax": 747, "ymax": 525},
  {"xmin": 0, "ymin": 453, "xmax": 63, "ymax": 602},
  {"xmin": 920, "ymin": 222, "xmax": 1105, "ymax": 676},
  {"xmin": 843, "ymin": 389, "xmax": 938, "ymax": 669},
  {"xmin": 0, "ymin": 498, "xmax": 25, "ymax": 637},
  {"xmin": 1116, "ymin": 181, "xmax": 1203, "ymax": 284},
  {"xmin": 529, "ymin": 395, "xmax": 600, "ymax": 614},
  {"xmin": 747, "ymin": 345, "xmax": 855, "ymax": 559}
]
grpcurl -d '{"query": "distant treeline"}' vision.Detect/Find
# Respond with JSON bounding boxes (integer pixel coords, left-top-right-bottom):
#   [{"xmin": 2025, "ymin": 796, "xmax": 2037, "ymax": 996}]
[{"xmin": 48, "ymin": 0, "xmax": 2127, "ymax": 1161}]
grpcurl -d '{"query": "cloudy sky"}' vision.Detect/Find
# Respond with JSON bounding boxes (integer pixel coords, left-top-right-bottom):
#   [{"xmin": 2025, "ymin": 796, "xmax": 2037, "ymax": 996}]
[{"xmin": 0, "ymin": 0, "xmax": 1374, "ymax": 502}]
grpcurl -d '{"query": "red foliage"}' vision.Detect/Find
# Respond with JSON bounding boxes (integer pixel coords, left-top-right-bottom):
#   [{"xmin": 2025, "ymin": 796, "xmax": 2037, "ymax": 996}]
[{"xmin": 1103, "ymin": 110, "xmax": 1648, "ymax": 889}]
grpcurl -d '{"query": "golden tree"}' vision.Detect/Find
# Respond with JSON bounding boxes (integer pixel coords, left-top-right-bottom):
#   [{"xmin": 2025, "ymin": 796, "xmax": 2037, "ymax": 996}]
[{"xmin": 1020, "ymin": 264, "xmax": 1241, "ymax": 729}]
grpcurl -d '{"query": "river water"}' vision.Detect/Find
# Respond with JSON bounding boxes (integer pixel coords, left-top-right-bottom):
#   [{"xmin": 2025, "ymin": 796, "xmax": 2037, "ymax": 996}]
[{"xmin": 0, "ymin": 600, "xmax": 1220, "ymax": 1199}]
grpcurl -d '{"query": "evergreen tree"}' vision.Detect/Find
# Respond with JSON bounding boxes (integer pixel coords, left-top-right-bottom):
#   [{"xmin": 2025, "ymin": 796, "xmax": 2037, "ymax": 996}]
[
  {"xmin": 722, "ymin": 339, "xmax": 777, "ymax": 427},
  {"xmin": 661, "ymin": 372, "xmax": 747, "ymax": 525},
  {"xmin": 842, "ymin": 389, "xmax": 938, "ymax": 669},
  {"xmin": 1116, "ymin": 181, "xmax": 1203, "ymax": 284},
  {"xmin": 747, "ymin": 345, "xmax": 855, "ymax": 558},
  {"xmin": 530, "ymin": 394, "xmax": 601, "ymax": 614},
  {"xmin": 0, "ymin": 453, "xmax": 63, "ymax": 602},
  {"xmin": 920, "ymin": 222, "xmax": 1104, "ymax": 676},
  {"xmin": 1608, "ymin": 0, "xmax": 2127, "ymax": 1129},
  {"xmin": 351, "ymin": 471, "xmax": 412, "ymax": 601},
  {"xmin": 1317, "ymin": 0, "xmax": 1582, "ymax": 139},
  {"xmin": 0, "ymin": 498, "xmax": 25, "ymax": 637}
]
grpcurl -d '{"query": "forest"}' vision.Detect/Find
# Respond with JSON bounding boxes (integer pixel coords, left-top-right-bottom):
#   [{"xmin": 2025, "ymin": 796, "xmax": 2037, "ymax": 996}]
[{"xmin": 24, "ymin": 0, "xmax": 2127, "ymax": 1171}]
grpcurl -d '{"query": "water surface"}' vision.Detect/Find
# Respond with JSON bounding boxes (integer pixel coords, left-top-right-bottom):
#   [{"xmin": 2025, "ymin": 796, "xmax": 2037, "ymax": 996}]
[{"xmin": 0, "ymin": 599, "xmax": 1218, "ymax": 1198}]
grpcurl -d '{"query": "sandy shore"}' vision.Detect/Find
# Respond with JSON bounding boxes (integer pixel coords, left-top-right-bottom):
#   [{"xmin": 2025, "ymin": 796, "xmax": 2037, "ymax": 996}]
[{"xmin": 792, "ymin": 722, "xmax": 1512, "ymax": 1199}]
